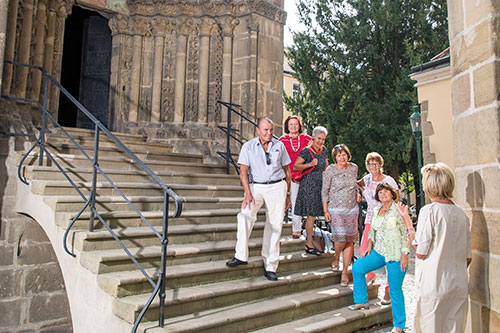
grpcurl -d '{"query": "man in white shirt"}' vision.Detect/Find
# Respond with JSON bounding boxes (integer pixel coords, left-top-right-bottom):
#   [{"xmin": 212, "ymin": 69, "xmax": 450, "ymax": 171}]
[{"xmin": 226, "ymin": 117, "xmax": 291, "ymax": 281}]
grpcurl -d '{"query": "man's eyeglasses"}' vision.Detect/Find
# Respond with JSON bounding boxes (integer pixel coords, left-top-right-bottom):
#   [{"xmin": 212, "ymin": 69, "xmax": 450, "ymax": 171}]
[{"xmin": 265, "ymin": 152, "xmax": 271, "ymax": 165}]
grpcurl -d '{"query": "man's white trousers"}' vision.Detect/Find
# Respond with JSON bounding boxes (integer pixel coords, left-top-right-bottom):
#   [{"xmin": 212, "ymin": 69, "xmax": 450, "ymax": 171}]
[{"xmin": 235, "ymin": 180, "xmax": 287, "ymax": 272}]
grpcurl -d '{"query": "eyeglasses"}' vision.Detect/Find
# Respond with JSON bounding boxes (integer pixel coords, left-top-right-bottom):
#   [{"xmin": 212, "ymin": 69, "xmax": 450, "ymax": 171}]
[
  {"xmin": 368, "ymin": 162, "xmax": 380, "ymax": 167},
  {"xmin": 334, "ymin": 144, "xmax": 345, "ymax": 150},
  {"xmin": 265, "ymin": 152, "xmax": 271, "ymax": 165}
]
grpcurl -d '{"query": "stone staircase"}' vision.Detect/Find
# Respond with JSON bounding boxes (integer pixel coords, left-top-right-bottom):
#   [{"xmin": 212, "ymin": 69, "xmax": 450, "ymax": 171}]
[{"xmin": 16, "ymin": 127, "xmax": 392, "ymax": 332}]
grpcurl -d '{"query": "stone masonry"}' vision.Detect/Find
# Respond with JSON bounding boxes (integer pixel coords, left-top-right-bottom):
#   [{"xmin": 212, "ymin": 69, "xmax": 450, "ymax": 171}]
[
  {"xmin": 448, "ymin": 0, "xmax": 500, "ymax": 331},
  {"xmin": 0, "ymin": 100, "xmax": 72, "ymax": 332}
]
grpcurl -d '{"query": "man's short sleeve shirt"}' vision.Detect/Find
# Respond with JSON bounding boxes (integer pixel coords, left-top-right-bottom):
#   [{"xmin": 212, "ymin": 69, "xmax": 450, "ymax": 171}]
[{"xmin": 238, "ymin": 137, "xmax": 291, "ymax": 183}]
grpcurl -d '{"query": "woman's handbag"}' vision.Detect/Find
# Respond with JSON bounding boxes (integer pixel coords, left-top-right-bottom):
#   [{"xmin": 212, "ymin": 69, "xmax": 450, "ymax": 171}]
[{"xmin": 291, "ymin": 148, "xmax": 315, "ymax": 183}]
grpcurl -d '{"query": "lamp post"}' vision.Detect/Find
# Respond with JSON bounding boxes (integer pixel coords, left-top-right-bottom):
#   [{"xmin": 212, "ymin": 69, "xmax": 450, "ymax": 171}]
[{"xmin": 410, "ymin": 104, "xmax": 425, "ymax": 208}]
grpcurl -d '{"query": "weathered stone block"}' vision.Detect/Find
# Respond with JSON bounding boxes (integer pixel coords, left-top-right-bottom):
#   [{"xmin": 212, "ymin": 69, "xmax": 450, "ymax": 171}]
[
  {"xmin": 470, "ymin": 211, "xmax": 489, "ymax": 253},
  {"xmin": 25, "ymin": 263, "xmax": 65, "ymax": 295},
  {"xmin": 465, "ymin": 0, "xmax": 500, "ymax": 27},
  {"xmin": 0, "ymin": 299, "xmax": 24, "ymax": 328},
  {"xmin": 482, "ymin": 166, "xmax": 500, "ymax": 209},
  {"xmin": 485, "ymin": 307, "xmax": 500, "ymax": 333},
  {"xmin": 16, "ymin": 243, "xmax": 57, "ymax": 266},
  {"xmin": 8, "ymin": 216, "xmax": 48, "ymax": 244},
  {"xmin": 469, "ymin": 252, "xmax": 489, "ymax": 304},
  {"xmin": 489, "ymin": 256, "xmax": 500, "ymax": 312},
  {"xmin": 0, "ymin": 244, "xmax": 14, "ymax": 266},
  {"xmin": 451, "ymin": 73, "xmax": 470, "ymax": 116},
  {"xmin": 29, "ymin": 292, "xmax": 70, "ymax": 323},
  {"xmin": 0, "ymin": 268, "xmax": 22, "ymax": 298},
  {"xmin": 452, "ymin": 20, "xmax": 493, "ymax": 75},
  {"xmin": 454, "ymin": 108, "xmax": 499, "ymax": 166},
  {"xmin": 473, "ymin": 61, "xmax": 500, "ymax": 107}
]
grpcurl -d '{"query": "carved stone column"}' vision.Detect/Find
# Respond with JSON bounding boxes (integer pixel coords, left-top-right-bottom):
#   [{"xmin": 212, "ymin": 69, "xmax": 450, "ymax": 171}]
[
  {"xmin": 197, "ymin": 18, "xmax": 212, "ymax": 123},
  {"xmin": 129, "ymin": 33, "xmax": 143, "ymax": 123},
  {"xmin": 13, "ymin": 0, "xmax": 35, "ymax": 98},
  {"xmin": 1, "ymin": 0, "xmax": 17, "ymax": 95},
  {"xmin": 151, "ymin": 19, "xmax": 166, "ymax": 123},
  {"xmin": 30, "ymin": 0, "xmax": 49, "ymax": 101},
  {"xmin": 173, "ymin": 18, "xmax": 191, "ymax": 123},
  {"xmin": 220, "ymin": 18, "xmax": 238, "ymax": 122}
]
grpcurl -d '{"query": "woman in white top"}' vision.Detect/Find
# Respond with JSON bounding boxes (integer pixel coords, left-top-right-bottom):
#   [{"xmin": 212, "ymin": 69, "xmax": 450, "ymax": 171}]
[{"xmin": 398, "ymin": 162, "xmax": 471, "ymax": 333}]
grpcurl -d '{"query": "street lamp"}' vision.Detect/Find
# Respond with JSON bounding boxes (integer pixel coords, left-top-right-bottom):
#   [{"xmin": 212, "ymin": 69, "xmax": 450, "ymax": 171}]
[{"xmin": 410, "ymin": 104, "xmax": 425, "ymax": 208}]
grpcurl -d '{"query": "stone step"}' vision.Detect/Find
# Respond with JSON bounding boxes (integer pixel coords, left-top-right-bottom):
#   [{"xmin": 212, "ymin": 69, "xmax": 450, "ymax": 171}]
[
  {"xmin": 79, "ymin": 237, "xmax": 304, "ymax": 274},
  {"xmin": 43, "ymin": 142, "xmax": 202, "ymax": 163},
  {"xmin": 113, "ymin": 266, "xmax": 341, "ymax": 324},
  {"xmin": 97, "ymin": 251, "xmax": 334, "ymax": 297},
  {"xmin": 46, "ymin": 137, "xmax": 174, "ymax": 154},
  {"xmin": 25, "ymin": 152, "xmax": 226, "ymax": 174},
  {"xmin": 44, "ymin": 195, "xmax": 243, "ymax": 213},
  {"xmin": 135, "ymin": 283, "xmax": 380, "ymax": 333},
  {"xmin": 52, "ymin": 127, "xmax": 148, "ymax": 142},
  {"xmin": 24, "ymin": 166, "xmax": 241, "ymax": 184},
  {"xmin": 73, "ymin": 222, "xmax": 287, "ymax": 251},
  {"xmin": 251, "ymin": 303, "xmax": 392, "ymax": 333},
  {"xmin": 55, "ymin": 208, "xmax": 264, "ymax": 229},
  {"xmin": 30, "ymin": 179, "xmax": 242, "ymax": 197}
]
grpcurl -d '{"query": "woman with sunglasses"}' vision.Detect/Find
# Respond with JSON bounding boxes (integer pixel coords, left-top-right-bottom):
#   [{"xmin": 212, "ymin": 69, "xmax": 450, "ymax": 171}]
[
  {"xmin": 349, "ymin": 183, "xmax": 410, "ymax": 333},
  {"xmin": 293, "ymin": 126, "xmax": 328, "ymax": 255},
  {"xmin": 279, "ymin": 116, "xmax": 312, "ymax": 239},
  {"xmin": 357, "ymin": 152, "xmax": 400, "ymax": 304},
  {"xmin": 322, "ymin": 144, "xmax": 361, "ymax": 286}
]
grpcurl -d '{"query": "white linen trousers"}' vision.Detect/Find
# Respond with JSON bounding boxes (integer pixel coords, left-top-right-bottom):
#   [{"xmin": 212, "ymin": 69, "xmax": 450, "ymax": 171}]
[{"xmin": 235, "ymin": 180, "xmax": 287, "ymax": 272}]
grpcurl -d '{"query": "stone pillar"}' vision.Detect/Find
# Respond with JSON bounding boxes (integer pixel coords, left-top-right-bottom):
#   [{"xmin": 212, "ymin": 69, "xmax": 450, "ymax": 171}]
[
  {"xmin": 448, "ymin": 1, "xmax": 500, "ymax": 332},
  {"xmin": 0, "ymin": 0, "xmax": 9, "ymax": 93},
  {"xmin": 128, "ymin": 34, "xmax": 142, "ymax": 123},
  {"xmin": 43, "ymin": 4, "xmax": 57, "ymax": 95},
  {"xmin": 1, "ymin": 0, "xmax": 18, "ymax": 95},
  {"xmin": 13, "ymin": 0, "xmax": 35, "ymax": 98},
  {"xmin": 30, "ymin": 0, "xmax": 49, "ymax": 101},
  {"xmin": 173, "ymin": 19, "xmax": 189, "ymax": 123},
  {"xmin": 220, "ymin": 18, "xmax": 237, "ymax": 122},
  {"xmin": 151, "ymin": 31, "xmax": 164, "ymax": 123},
  {"xmin": 197, "ymin": 18, "xmax": 212, "ymax": 123}
]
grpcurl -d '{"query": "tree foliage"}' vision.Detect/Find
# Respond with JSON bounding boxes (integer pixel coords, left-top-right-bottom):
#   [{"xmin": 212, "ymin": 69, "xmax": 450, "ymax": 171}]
[{"xmin": 285, "ymin": 0, "xmax": 448, "ymax": 178}]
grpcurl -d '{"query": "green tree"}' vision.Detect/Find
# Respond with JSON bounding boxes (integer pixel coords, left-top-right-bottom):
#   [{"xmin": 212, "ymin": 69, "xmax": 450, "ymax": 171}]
[{"xmin": 285, "ymin": 0, "xmax": 448, "ymax": 179}]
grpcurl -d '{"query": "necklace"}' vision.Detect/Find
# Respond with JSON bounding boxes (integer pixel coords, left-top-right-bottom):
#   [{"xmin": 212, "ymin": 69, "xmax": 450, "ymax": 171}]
[
  {"xmin": 310, "ymin": 145, "xmax": 322, "ymax": 154},
  {"xmin": 289, "ymin": 135, "xmax": 301, "ymax": 152}
]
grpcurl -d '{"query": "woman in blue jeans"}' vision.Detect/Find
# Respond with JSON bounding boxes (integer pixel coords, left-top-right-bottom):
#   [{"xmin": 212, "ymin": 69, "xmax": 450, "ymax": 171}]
[{"xmin": 348, "ymin": 183, "xmax": 410, "ymax": 333}]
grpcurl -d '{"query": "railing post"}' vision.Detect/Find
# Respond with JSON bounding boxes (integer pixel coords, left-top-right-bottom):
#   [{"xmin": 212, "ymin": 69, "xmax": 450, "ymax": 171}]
[
  {"xmin": 39, "ymin": 75, "xmax": 49, "ymax": 166},
  {"xmin": 158, "ymin": 190, "xmax": 170, "ymax": 327},
  {"xmin": 89, "ymin": 124, "xmax": 100, "ymax": 231},
  {"xmin": 226, "ymin": 105, "xmax": 231, "ymax": 174}
]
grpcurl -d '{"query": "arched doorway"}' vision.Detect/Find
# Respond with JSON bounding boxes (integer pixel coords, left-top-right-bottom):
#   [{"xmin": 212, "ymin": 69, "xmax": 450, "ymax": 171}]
[{"xmin": 58, "ymin": 6, "xmax": 112, "ymax": 129}]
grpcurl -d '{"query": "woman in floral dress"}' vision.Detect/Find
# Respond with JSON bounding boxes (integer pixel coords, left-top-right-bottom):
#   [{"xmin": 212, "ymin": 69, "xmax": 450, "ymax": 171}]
[{"xmin": 322, "ymin": 144, "xmax": 360, "ymax": 286}]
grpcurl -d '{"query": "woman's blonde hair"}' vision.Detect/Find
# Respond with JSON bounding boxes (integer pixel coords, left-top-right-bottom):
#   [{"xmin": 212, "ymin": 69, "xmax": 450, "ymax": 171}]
[
  {"xmin": 421, "ymin": 162, "xmax": 455, "ymax": 199},
  {"xmin": 365, "ymin": 152, "xmax": 384, "ymax": 167}
]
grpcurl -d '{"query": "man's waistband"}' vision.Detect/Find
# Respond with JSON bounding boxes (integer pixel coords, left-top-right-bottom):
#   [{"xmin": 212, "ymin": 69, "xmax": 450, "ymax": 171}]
[{"xmin": 251, "ymin": 178, "xmax": 286, "ymax": 185}]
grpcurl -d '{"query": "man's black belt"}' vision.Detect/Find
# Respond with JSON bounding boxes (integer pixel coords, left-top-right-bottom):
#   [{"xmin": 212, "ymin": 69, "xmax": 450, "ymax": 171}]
[{"xmin": 252, "ymin": 178, "xmax": 286, "ymax": 185}]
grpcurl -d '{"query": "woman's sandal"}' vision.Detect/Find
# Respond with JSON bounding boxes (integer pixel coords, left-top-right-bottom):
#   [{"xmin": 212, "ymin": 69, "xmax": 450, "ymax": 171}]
[
  {"xmin": 304, "ymin": 244, "xmax": 321, "ymax": 256},
  {"xmin": 340, "ymin": 272, "xmax": 349, "ymax": 287},
  {"xmin": 331, "ymin": 260, "xmax": 340, "ymax": 271},
  {"xmin": 348, "ymin": 302, "xmax": 370, "ymax": 310}
]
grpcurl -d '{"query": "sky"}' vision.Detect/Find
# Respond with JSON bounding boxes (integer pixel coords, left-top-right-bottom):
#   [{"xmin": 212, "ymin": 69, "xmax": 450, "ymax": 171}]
[{"xmin": 284, "ymin": 1, "xmax": 304, "ymax": 47}]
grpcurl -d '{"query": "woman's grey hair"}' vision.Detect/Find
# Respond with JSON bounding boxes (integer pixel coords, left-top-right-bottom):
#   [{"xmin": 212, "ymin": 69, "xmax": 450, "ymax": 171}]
[{"xmin": 312, "ymin": 126, "xmax": 328, "ymax": 137}]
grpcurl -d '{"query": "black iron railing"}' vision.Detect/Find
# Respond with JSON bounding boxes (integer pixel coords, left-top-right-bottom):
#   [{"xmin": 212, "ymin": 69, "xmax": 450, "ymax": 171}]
[
  {"xmin": 216, "ymin": 100, "xmax": 278, "ymax": 174},
  {"xmin": 2, "ymin": 60, "xmax": 182, "ymax": 332}
]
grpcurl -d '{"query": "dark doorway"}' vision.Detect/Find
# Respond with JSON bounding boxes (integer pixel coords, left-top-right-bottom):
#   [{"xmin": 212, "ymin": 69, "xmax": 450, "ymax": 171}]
[{"xmin": 58, "ymin": 6, "xmax": 112, "ymax": 129}]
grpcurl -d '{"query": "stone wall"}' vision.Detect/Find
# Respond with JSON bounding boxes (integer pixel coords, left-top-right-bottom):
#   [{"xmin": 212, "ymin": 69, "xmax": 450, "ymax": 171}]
[
  {"xmin": 448, "ymin": 1, "xmax": 500, "ymax": 331},
  {"xmin": 0, "ymin": 100, "xmax": 72, "ymax": 332}
]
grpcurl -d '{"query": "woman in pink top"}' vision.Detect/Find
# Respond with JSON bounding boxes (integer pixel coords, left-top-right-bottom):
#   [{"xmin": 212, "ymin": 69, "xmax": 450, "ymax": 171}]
[{"xmin": 279, "ymin": 116, "xmax": 311, "ymax": 238}]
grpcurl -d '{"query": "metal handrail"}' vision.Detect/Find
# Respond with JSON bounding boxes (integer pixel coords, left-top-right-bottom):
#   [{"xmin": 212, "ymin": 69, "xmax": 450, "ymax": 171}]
[
  {"xmin": 2, "ymin": 60, "xmax": 182, "ymax": 332},
  {"xmin": 216, "ymin": 100, "xmax": 279, "ymax": 174}
]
